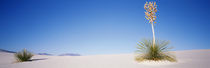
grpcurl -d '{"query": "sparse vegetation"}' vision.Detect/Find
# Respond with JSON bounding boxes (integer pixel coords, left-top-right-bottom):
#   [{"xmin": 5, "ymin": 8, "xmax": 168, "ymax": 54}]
[
  {"xmin": 15, "ymin": 49, "xmax": 33, "ymax": 62},
  {"xmin": 135, "ymin": 39, "xmax": 176, "ymax": 62}
]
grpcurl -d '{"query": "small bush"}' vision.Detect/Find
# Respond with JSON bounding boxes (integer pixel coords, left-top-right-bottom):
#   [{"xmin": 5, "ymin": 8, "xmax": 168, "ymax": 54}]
[
  {"xmin": 135, "ymin": 39, "xmax": 176, "ymax": 62},
  {"xmin": 15, "ymin": 49, "xmax": 33, "ymax": 62}
]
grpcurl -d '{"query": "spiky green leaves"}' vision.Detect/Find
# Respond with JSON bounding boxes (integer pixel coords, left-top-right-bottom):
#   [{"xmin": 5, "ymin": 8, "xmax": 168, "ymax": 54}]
[
  {"xmin": 135, "ymin": 40, "xmax": 176, "ymax": 62},
  {"xmin": 15, "ymin": 49, "xmax": 33, "ymax": 62}
]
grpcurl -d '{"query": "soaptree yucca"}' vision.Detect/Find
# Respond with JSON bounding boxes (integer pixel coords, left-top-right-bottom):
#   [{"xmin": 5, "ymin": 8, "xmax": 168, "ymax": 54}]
[
  {"xmin": 135, "ymin": 1, "xmax": 176, "ymax": 62},
  {"xmin": 15, "ymin": 49, "xmax": 33, "ymax": 62}
]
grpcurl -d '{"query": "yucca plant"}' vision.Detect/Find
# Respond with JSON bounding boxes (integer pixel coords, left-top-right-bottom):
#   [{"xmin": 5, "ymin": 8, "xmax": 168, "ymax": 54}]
[
  {"xmin": 15, "ymin": 49, "xmax": 33, "ymax": 62},
  {"xmin": 135, "ymin": 1, "xmax": 176, "ymax": 62},
  {"xmin": 135, "ymin": 39, "xmax": 176, "ymax": 62}
]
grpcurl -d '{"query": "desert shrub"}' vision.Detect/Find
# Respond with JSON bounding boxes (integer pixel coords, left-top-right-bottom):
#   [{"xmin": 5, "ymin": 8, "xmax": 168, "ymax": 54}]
[
  {"xmin": 135, "ymin": 39, "xmax": 176, "ymax": 62},
  {"xmin": 15, "ymin": 49, "xmax": 33, "ymax": 62}
]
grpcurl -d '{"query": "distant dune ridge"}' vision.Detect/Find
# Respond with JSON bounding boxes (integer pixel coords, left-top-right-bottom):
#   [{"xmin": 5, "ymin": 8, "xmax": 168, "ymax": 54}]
[
  {"xmin": 0, "ymin": 49, "xmax": 210, "ymax": 68},
  {"xmin": 59, "ymin": 53, "xmax": 81, "ymax": 56},
  {"xmin": 0, "ymin": 49, "xmax": 16, "ymax": 53},
  {"xmin": 38, "ymin": 53, "xmax": 53, "ymax": 56},
  {"xmin": 0, "ymin": 49, "xmax": 81, "ymax": 56}
]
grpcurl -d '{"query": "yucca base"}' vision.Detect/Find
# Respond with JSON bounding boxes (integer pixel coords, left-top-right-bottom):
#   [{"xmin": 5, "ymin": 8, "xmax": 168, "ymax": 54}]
[{"xmin": 135, "ymin": 40, "xmax": 177, "ymax": 62}]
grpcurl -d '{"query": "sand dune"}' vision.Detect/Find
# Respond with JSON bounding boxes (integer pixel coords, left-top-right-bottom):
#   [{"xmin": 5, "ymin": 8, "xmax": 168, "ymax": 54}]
[{"xmin": 0, "ymin": 49, "xmax": 209, "ymax": 68}]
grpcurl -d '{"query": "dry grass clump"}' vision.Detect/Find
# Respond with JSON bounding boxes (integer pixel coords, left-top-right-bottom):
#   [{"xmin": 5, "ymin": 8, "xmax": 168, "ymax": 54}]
[{"xmin": 15, "ymin": 49, "xmax": 33, "ymax": 62}]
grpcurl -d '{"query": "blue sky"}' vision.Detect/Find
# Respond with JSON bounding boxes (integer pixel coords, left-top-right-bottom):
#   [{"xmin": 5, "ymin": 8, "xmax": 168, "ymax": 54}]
[{"xmin": 0, "ymin": 0, "xmax": 210, "ymax": 55}]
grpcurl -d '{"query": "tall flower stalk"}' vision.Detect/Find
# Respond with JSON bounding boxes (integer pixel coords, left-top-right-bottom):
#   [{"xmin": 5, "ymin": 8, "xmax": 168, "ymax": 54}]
[{"xmin": 144, "ymin": 2, "xmax": 157, "ymax": 48}]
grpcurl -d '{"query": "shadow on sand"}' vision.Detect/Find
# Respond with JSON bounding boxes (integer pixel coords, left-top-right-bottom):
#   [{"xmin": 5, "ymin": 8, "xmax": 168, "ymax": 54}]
[
  {"xmin": 30, "ymin": 58, "xmax": 48, "ymax": 61},
  {"xmin": 13, "ymin": 58, "xmax": 48, "ymax": 63}
]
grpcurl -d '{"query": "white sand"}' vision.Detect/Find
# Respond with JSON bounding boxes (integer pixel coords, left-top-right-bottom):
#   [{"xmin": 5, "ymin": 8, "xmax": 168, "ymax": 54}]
[{"xmin": 0, "ymin": 49, "xmax": 209, "ymax": 68}]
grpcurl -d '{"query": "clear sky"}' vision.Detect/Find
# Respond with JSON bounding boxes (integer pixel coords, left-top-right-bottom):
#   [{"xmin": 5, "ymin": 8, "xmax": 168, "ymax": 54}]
[{"xmin": 0, "ymin": 0, "xmax": 210, "ymax": 55}]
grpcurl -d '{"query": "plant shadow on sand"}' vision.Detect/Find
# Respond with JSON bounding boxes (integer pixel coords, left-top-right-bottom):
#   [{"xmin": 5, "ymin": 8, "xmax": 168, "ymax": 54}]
[
  {"xmin": 13, "ymin": 58, "xmax": 48, "ymax": 63},
  {"xmin": 21, "ymin": 58, "xmax": 48, "ymax": 62},
  {"xmin": 31, "ymin": 58, "xmax": 48, "ymax": 61}
]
